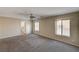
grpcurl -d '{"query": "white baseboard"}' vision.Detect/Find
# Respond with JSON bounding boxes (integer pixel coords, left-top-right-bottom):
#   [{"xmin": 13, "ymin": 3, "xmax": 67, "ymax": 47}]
[{"xmin": 0, "ymin": 34, "xmax": 21, "ymax": 39}]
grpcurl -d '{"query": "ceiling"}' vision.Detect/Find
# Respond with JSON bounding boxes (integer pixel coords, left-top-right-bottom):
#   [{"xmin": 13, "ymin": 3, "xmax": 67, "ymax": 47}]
[{"xmin": 0, "ymin": 7, "xmax": 79, "ymax": 20}]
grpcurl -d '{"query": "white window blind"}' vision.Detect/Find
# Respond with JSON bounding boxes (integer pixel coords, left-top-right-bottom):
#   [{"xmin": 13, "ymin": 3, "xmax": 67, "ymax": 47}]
[
  {"xmin": 55, "ymin": 19, "xmax": 70, "ymax": 37},
  {"xmin": 35, "ymin": 21, "xmax": 39, "ymax": 31}
]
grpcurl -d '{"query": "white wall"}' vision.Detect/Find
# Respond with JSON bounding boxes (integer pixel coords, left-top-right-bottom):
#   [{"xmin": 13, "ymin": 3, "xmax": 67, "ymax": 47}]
[{"xmin": 0, "ymin": 17, "xmax": 21, "ymax": 39}]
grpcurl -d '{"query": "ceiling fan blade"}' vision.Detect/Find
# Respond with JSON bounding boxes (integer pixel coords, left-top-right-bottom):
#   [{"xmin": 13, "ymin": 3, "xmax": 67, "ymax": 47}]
[{"xmin": 14, "ymin": 11, "xmax": 39, "ymax": 20}]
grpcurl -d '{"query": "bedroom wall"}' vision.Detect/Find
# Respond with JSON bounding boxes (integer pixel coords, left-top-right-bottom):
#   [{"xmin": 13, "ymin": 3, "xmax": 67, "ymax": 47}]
[
  {"xmin": 0, "ymin": 17, "xmax": 21, "ymax": 39},
  {"xmin": 33, "ymin": 12, "xmax": 79, "ymax": 47}
]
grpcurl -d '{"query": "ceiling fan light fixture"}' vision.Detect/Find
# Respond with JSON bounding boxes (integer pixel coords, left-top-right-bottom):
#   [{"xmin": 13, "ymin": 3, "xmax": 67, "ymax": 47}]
[
  {"xmin": 30, "ymin": 15, "xmax": 35, "ymax": 18},
  {"xmin": 30, "ymin": 14, "xmax": 36, "ymax": 18}
]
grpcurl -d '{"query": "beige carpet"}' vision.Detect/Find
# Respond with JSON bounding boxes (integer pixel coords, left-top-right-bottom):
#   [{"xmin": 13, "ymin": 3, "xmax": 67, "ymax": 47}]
[{"xmin": 0, "ymin": 34, "xmax": 79, "ymax": 52}]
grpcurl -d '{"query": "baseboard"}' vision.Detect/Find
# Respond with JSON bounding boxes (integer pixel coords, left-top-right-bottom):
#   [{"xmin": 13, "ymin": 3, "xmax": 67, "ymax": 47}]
[
  {"xmin": 0, "ymin": 34, "xmax": 21, "ymax": 40},
  {"xmin": 34, "ymin": 33, "xmax": 79, "ymax": 48}
]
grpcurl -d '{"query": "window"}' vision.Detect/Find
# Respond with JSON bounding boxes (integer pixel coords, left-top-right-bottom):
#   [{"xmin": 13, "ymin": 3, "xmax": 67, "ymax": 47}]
[
  {"xmin": 21, "ymin": 21, "xmax": 25, "ymax": 28},
  {"xmin": 35, "ymin": 21, "xmax": 39, "ymax": 31},
  {"xmin": 62, "ymin": 20, "xmax": 70, "ymax": 37},
  {"xmin": 21, "ymin": 21, "xmax": 26, "ymax": 33},
  {"xmin": 55, "ymin": 20, "xmax": 62, "ymax": 35},
  {"xmin": 55, "ymin": 19, "xmax": 70, "ymax": 37}
]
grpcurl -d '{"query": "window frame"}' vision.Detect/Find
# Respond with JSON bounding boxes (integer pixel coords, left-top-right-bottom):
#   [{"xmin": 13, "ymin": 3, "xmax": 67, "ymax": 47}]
[{"xmin": 55, "ymin": 19, "xmax": 70, "ymax": 37}]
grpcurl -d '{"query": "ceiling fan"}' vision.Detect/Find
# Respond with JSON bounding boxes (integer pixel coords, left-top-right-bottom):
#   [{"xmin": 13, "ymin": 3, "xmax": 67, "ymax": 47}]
[
  {"xmin": 16, "ymin": 11, "xmax": 37, "ymax": 19},
  {"xmin": 29, "ymin": 14, "xmax": 36, "ymax": 19}
]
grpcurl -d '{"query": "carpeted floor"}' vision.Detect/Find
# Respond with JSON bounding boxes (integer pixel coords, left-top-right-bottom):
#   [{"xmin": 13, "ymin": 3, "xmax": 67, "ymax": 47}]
[{"xmin": 0, "ymin": 34, "xmax": 79, "ymax": 52}]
